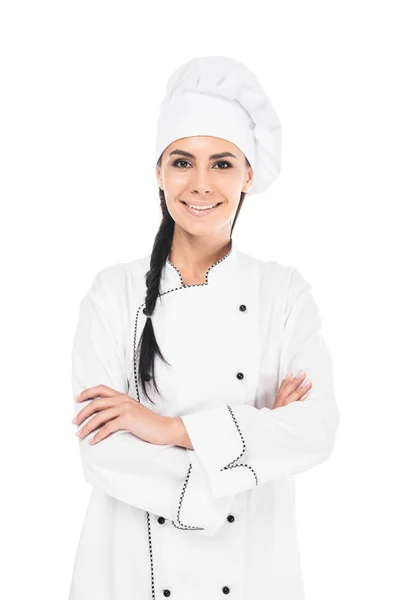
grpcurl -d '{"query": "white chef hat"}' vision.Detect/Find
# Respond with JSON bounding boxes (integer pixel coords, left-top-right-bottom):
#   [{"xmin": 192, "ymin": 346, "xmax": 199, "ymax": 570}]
[{"xmin": 154, "ymin": 56, "xmax": 282, "ymax": 196}]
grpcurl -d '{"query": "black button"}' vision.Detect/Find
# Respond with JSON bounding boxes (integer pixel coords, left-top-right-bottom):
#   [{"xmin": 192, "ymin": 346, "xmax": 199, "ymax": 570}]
[
  {"xmin": 222, "ymin": 586, "xmax": 230, "ymax": 594},
  {"xmin": 158, "ymin": 516, "xmax": 165, "ymax": 524},
  {"xmin": 163, "ymin": 590, "xmax": 171, "ymax": 597},
  {"xmin": 236, "ymin": 372, "xmax": 244, "ymax": 380},
  {"xmin": 143, "ymin": 307, "xmax": 147, "ymax": 314},
  {"xmin": 227, "ymin": 514, "xmax": 235, "ymax": 523},
  {"xmin": 239, "ymin": 304, "xmax": 247, "ymax": 312},
  {"xmin": 144, "ymin": 373, "xmax": 151, "ymax": 382}
]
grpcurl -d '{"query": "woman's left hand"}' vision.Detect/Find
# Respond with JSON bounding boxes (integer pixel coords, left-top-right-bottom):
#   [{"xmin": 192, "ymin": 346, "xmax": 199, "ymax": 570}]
[{"xmin": 73, "ymin": 385, "xmax": 175, "ymax": 446}]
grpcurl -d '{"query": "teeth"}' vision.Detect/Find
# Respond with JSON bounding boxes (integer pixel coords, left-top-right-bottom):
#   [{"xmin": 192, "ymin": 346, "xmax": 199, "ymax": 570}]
[{"xmin": 185, "ymin": 202, "xmax": 219, "ymax": 210}]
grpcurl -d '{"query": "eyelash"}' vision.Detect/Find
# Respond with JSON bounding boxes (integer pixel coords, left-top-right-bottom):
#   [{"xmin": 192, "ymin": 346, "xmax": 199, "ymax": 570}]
[{"xmin": 172, "ymin": 159, "xmax": 233, "ymax": 170}]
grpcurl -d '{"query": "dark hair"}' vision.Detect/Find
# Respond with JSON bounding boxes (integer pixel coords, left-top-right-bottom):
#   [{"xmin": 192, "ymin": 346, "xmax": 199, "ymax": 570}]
[{"xmin": 136, "ymin": 151, "xmax": 251, "ymax": 403}]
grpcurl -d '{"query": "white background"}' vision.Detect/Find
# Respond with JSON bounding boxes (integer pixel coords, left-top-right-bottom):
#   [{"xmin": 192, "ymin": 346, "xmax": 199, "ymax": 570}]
[{"xmin": 1, "ymin": 1, "xmax": 399, "ymax": 598}]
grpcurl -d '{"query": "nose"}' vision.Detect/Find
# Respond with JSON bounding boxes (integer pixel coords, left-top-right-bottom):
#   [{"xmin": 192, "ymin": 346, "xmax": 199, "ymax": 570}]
[{"xmin": 189, "ymin": 169, "xmax": 213, "ymax": 195}]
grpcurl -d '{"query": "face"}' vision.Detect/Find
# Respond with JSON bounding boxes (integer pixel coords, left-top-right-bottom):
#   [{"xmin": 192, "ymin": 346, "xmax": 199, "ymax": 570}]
[{"xmin": 155, "ymin": 136, "xmax": 253, "ymax": 237}]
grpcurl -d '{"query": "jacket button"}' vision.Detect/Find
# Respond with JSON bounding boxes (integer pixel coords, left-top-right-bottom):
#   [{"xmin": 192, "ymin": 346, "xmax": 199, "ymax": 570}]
[
  {"xmin": 226, "ymin": 514, "xmax": 235, "ymax": 523},
  {"xmin": 236, "ymin": 372, "xmax": 244, "ymax": 380},
  {"xmin": 144, "ymin": 373, "xmax": 151, "ymax": 382},
  {"xmin": 157, "ymin": 516, "xmax": 165, "ymax": 524},
  {"xmin": 163, "ymin": 590, "xmax": 171, "ymax": 597},
  {"xmin": 239, "ymin": 304, "xmax": 247, "ymax": 311},
  {"xmin": 143, "ymin": 307, "xmax": 147, "ymax": 314},
  {"xmin": 222, "ymin": 586, "xmax": 230, "ymax": 594}
]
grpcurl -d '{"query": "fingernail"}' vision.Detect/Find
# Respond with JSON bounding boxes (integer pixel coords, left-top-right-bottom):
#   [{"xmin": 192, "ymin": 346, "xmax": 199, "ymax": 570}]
[
  {"xmin": 300, "ymin": 378, "xmax": 310, "ymax": 387},
  {"xmin": 74, "ymin": 393, "xmax": 81, "ymax": 401},
  {"xmin": 296, "ymin": 371, "xmax": 306, "ymax": 378},
  {"xmin": 76, "ymin": 429, "xmax": 82, "ymax": 436},
  {"xmin": 301, "ymin": 391, "xmax": 310, "ymax": 401},
  {"xmin": 285, "ymin": 372, "xmax": 294, "ymax": 380},
  {"xmin": 71, "ymin": 416, "xmax": 77, "ymax": 424}
]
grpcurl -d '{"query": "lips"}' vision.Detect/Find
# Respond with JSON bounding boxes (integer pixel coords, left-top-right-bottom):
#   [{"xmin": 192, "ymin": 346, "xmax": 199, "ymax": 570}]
[
  {"xmin": 180, "ymin": 200, "xmax": 223, "ymax": 217},
  {"xmin": 181, "ymin": 201, "xmax": 222, "ymax": 209}
]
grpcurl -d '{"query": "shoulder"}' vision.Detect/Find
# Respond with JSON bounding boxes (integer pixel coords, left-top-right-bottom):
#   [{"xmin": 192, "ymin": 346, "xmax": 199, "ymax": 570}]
[
  {"xmin": 237, "ymin": 249, "xmax": 309, "ymax": 293},
  {"xmin": 263, "ymin": 260, "xmax": 311, "ymax": 295},
  {"xmin": 258, "ymin": 260, "xmax": 317, "ymax": 329},
  {"xmin": 77, "ymin": 255, "xmax": 150, "ymax": 335},
  {"xmin": 83, "ymin": 254, "xmax": 150, "ymax": 307}
]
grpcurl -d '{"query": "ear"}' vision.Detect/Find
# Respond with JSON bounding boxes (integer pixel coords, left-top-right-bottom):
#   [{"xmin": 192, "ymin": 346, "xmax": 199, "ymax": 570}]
[
  {"xmin": 155, "ymin": 165, "xmax": 164, "ymax": 190},
  {"xmin": 242, "ymin": 166, "xmax": 254, "ymax": 193}
]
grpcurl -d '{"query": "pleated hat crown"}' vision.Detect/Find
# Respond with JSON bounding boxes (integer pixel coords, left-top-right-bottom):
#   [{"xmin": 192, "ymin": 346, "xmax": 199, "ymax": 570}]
[{"xmin": 155, "ymin": 56, "xmax": 282, "ymax": 196}]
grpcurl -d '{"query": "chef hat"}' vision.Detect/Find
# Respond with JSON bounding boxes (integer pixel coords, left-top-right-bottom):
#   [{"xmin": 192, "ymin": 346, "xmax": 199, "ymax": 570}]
[{"xmin": 154, "ymin": 56, "xmax": 282, "ymax": 196}]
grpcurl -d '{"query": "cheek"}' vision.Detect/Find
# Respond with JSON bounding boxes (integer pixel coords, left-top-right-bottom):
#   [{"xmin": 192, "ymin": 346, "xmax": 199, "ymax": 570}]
[
  {"xmin": 163, "ymin": 171, "xmax": 188, "ymax": 193},
  {"xmin": 218, "ymin": 170, "xmax": 243, "ymax": 188}
]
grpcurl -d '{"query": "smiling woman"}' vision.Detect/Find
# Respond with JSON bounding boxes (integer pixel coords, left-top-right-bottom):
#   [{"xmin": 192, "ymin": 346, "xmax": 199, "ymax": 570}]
[
  {"xmin": 154, "ymin": 137, "xmax": 252, "ymax": 266},
  {"xmin": 69, "ymin": 56, "xmax": 339, "ymax": 600},
  {"xmin": 171, "ymin": 160, "xmax": 236, "ymax": 215}
]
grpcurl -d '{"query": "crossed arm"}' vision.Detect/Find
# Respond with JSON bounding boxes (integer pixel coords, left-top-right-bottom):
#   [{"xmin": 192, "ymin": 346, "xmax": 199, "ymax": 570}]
[{"xmin": 71, "ymin": 266, "xmax": 340, "ymax": 537}]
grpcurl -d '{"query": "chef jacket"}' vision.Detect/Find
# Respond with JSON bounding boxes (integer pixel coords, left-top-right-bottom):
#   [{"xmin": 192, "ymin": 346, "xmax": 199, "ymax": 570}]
[{"xmin": 69, "ymin": 238, "xmax": 340, "ymax": 600}]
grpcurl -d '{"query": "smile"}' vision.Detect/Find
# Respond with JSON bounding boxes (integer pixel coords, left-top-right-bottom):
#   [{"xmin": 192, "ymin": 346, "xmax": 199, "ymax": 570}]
[{"xmin": 181, "ymin": 201, "xmax": 223, "ymax": 216}]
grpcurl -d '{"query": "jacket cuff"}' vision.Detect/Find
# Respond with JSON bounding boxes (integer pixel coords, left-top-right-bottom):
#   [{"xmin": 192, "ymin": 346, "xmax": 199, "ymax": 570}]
[
  {"xmin": 172, "ymin": 453, "xmax": 235, "ymax": 537},
  {"xmin": 181, "ymin": 405, "xmax": 257, "ymax": 498},
  {"xmin": 181, "ymin": 405, "xmax": 244, "ymax": 469}
]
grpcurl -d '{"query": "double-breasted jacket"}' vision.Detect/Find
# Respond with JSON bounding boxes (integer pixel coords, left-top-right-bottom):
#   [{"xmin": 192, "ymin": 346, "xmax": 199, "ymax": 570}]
[{"xmin": 69, "ymin": 239, "xmax": 340, "ymax": 600}]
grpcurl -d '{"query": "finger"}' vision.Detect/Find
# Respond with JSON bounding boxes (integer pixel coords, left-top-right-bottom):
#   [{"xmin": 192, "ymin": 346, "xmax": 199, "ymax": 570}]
[
  {"xmin": 283, "ymin": 380, "xmax": 313, "ymax": 405},
  {"xmin": 275, "ymin": 372, "xmax": 307, "ymax": 404},
  {"xmin": 75, "ymin": 385, "xmax": 115, "ymax": 403},
  {"xmin": 278, "ymin": 372, "xmax": 306, "ymax": 398},
  {"xmin": 74, "ymin": 397, "xmax": 115, "ymax": 426},
  {"xmin": 284, "ymin": 371, "xmax": 307, "ymax": 388},
  {"xmin": 76, "ymin": 407, "xmax": 120, "ymax": 439},
  {"xmin": 282, "ymin": 372, "xmax": 295, "ymax": 385},
  {"xmin": 89, "ymin": 417, "xmax": 123, "ymax": 445}
]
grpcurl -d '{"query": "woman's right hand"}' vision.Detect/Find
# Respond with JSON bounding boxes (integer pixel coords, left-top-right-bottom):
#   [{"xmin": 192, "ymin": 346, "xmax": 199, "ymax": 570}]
[{"xmin": 273, "ymin": 372, "xmax": 312, "ymax": 410}]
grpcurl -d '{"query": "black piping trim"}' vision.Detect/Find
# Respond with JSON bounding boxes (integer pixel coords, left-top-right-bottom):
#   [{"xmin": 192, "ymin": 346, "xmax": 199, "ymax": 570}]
[
  {"xmin": 145, "ymin": 511, "xmax": 156, "ymax": 599},
  {"xmin": 132, "ymin": 292, "xmax": 206, "ymax": 534},
  {"xmin": 221, "ymin": 405, "xmax": 259, "ymax": 486},
  {"xmin": 166, "ymin": 243, "xmax": 233, "ymax": 288},
  {"xmin": 132, "ymin": 301, "xmax": 157, "ymax": 600},
  {"xmin": 171, "ymin": 463, "xmax": 205, "ymax": 531},
  {"xmin": 130, "ymin": 244, "xmax": 238, "ymax": 597}
]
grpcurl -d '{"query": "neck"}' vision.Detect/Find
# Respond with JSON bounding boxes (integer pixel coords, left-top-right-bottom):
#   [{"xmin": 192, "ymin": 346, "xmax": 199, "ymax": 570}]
[{"xmin": 167, "ymin": 237, "xmax": 232, "ymax": 281}]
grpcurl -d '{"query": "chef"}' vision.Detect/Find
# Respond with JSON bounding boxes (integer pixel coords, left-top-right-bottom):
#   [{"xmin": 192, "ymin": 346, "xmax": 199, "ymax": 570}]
[{"xmin": 69, "ymin": 56, "xmax": 340, "ymax": 600}]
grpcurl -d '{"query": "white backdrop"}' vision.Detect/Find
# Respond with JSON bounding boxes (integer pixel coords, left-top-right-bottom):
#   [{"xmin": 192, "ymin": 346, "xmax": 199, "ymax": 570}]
[{"xmin": 1, "ymin": 1, "xmax": 399, "ymax": 598}]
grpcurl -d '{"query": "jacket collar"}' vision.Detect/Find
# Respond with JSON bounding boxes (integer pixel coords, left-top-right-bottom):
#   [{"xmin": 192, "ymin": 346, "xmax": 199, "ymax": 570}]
[{"xmin": 162, "ymin": 238, "xmax": 239, "ymax": 291}]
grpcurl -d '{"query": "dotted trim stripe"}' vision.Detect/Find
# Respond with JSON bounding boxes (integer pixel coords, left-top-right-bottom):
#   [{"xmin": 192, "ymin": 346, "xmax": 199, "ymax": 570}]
[
  {"xmin": 130, "ymin": 284, "xmax": 187, "ymax": 393},
  {"xmin": 132, "ymin": 301, "xmax": 157, "ymax": 600},
  {"xmin": 166, "ymin": 244, "xmax": 233, "ymax": 288},
  {"xmin": 221, "ymin": 406, "xmax": 259, "ymax": 486},
  {"xmin": 132, "ymin": 293, "xmax": 206, "ymax": 531},
  {"xmin": 145, "ymin": 511, "xmax": 156, "ymax": 600},
  {"xmin": 131, "ymin": 241, "xmax": 234, "ymax": 390},
  {"xmin": 131, "ymin": 281, "xmax": 213, "ymax": 599},
  {"xmin": 130, "ymin": 244, "xmax": 250, "ymax": 598},
  {"xmin": 171, "ymin": 463, "xmax": 205, "ymax": 531}
]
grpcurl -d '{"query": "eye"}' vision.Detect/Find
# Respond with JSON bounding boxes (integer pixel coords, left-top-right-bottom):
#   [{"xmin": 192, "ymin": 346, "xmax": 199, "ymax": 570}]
[
  {"xmin": 213, "ymin": 161, "xmax": 233, "ymax": 169},
  {"xmin": 172, "ymin": 159, "xmax": 233, "ymax": 169},
  {"xmin": 172, "ymin": 159, "xmax": 191, "ymax": 168}
]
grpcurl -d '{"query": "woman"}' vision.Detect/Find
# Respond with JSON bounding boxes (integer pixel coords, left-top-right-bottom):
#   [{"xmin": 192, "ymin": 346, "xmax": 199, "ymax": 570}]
[{"xmin": 69, "ymin": 56, "xmax": 340, "ymax": 600}]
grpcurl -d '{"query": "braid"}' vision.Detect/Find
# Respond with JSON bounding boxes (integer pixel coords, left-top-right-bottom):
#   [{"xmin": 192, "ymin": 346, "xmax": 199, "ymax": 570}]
[
  {"xmin": 137, "ymin": 153, "xmax": 251, "ymax": 404},
  {"xmin": 137, "ymin": 186, "xmax": 174, "ymax": 404}
]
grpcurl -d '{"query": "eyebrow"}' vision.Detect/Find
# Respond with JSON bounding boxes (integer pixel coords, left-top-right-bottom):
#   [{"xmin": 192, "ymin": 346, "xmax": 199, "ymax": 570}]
[{"xmin": 169, "ymin": 149, "xmax": 238, "ymax": 161}]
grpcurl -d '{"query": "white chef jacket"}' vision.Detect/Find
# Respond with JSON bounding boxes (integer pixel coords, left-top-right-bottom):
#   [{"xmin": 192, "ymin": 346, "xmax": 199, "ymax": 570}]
[{"xmin": 69, "ymin": 238, "xmax": 340, "ymax": 600}]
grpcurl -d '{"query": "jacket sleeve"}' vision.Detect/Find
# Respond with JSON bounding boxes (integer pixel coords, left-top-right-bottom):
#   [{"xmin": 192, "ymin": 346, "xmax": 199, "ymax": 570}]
[
  {"xmin": 71, "ymin": 268, "xmax": 234, "ymax": 537},
  {"xmin": 181, "ymin": 266, "xmax": 341, "ymax": 499}
]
